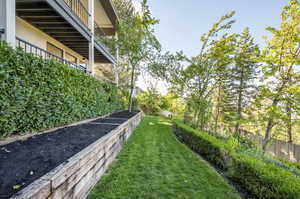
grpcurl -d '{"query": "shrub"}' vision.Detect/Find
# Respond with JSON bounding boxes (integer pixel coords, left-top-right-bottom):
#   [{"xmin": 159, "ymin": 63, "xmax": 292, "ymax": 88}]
[
  {"xmin": 0, "ymin": 41, "xmax": 123, "ymax": 137},
  {"xmin": 137, "ymin": 92, "xmax": 165, "ymax": 115},
  {"xmin": 173, "ymin": 120, "xmax": 300, "ymax": 199},
  {"xmin": 174, "ymin": 120, "xmax": 233, "ymax": 170},
  {"xmin": 230, "ymin": 154, "xmax": 300, "ymax": 199}
]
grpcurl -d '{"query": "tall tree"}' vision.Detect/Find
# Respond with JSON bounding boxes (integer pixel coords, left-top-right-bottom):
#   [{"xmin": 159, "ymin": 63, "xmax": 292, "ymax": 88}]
[
  {"xmin": 259, "ymin": 0, "xmax": 300, "ymax": 150},
  {"xmin": 109, "ymin": 0, "xmax": 161, "ymax": 112},
  {"xmin": 182, "ymin": 12, "xmax": 236, "ymax": 130},
  {"xmin": 229, "ymin": 28, "xmax": 259, "ymax": 136},
  {"xmin": 209, "ymin": 34, "xmax": 236, "ymax": 132}
]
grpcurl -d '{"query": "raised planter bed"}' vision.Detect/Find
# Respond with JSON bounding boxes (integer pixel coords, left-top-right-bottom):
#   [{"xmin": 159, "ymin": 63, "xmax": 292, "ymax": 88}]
[{"xmin": 0, "ymin": 110, "xmax": 144, "ymax": 199}]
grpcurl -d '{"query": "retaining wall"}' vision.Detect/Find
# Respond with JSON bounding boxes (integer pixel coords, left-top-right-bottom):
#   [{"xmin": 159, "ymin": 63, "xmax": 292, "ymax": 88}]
[{"xmin": 11, "ymin": 112, "xmax": 144, "ymax": 199}]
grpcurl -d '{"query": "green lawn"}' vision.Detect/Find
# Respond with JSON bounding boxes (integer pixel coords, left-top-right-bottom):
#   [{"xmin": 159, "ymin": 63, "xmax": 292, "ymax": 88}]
[{"xmin": 89, "ymin": 116, "xmax": 241, "ymax": 199}]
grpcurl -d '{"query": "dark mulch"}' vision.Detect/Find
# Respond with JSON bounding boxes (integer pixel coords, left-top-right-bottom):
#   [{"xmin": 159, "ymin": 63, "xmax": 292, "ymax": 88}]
[
  {"xmin": 0, "ymin": 110, "xmax": 139, "ymax": 198},
  {"xmin": 109, "ymin": 110, "xmax": 139, "ymax": 119},
  {"xmin": 92, "ymin": 118, "xmax": 127, "ymax": 124}
]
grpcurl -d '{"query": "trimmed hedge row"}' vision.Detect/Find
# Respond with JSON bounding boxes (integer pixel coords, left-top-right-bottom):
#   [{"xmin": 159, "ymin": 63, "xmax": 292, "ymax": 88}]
[
  {"xmin": 173, "ymin": 120, "xmax": 300, "ymax": 199},
  {"xmin": 173, "ymin": 121, "xmax": 233, "ymax": 170},
  {"xmin": 0, "ymin": 41, "xmax": 123, "ymax": 137}
]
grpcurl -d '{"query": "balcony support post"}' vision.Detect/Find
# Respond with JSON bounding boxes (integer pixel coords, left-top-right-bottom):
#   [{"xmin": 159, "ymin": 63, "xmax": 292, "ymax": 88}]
[
  {"xmin": 88, "ymin": 0, "xmax": 95, "ymax": 75},
  {"xmin": 0, "ymin": 0, "xmax": 16, "ymax": 48}
]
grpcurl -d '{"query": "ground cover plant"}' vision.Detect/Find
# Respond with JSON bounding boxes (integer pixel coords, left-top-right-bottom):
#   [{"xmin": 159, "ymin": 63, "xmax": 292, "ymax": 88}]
[
  {"xmin": 173, "ymin": 119, "xmax": 300, "ymax": 199},
  {"xmin": 0, "ymin": 41, "xmax": 123, "ymax": 137},
  {"xmin": 89, "ymin": 116, "xmax": 241, "ymax": 199}
]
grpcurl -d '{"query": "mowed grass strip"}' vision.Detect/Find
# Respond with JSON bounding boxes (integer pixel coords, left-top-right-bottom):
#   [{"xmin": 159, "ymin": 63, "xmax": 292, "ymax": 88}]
[{"xmin": 89, "ymin": 116, "xmax": 241, "ymax": 199}]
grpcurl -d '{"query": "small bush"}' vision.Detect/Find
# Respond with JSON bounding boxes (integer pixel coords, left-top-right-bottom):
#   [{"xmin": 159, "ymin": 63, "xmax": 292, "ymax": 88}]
[
  {"xmin": 173, "ymin": 120, "xmax": 300, "ymax": 199},
  {"xmin": 0, "ymin": 41, "xmax": 123, "ymax": 137}
]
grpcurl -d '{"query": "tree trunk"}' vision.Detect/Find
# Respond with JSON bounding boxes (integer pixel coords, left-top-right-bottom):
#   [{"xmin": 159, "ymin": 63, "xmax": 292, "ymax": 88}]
[
  {"xmin": 262, "ymin": 54, "xmax": 295, "ymax": 151},
  {"xmin": 113, "ymin": 64, "xmax": 119, "ymax": 87},
  {"xmin": 214, "ymin": 86, "xmax": 221, "ymax": 132},
  {"xmin": 198, "ymin": 110, "xmax": 204, "ymax": 130},
  {"xmin": 235, "ymin": 66, "xmax": 244, "ymax": 136},
  {"xmin": 128, "ymin": 65, "xmax": 136, "ymax": 112},
  {"xmin": 262, "ymin": 119, "xmax": 273, "ymax": 151},
  {"xmin": 262, "ymin": 99, "xmax": 279, "ymax": 151},
  {"xmin": 196, "ymin": 108, "xmax": 201, "ymax": 129},
  {"xmin": 286, "ymin": 102, "xmax": 293, "ymax": 143},
  {"xmin": 192, "ymin": 109, "xmax": 198, "ymax": 127}
]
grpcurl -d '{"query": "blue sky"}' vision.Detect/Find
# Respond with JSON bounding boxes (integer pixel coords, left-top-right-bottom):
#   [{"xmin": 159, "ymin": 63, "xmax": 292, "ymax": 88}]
[
  {"xmin": 147, "ymin": 0, "xmax": 288, "ymax": 57},
  {"xmin": 137, "ymin": 0, "xmax": 289, "ymax": 94}
]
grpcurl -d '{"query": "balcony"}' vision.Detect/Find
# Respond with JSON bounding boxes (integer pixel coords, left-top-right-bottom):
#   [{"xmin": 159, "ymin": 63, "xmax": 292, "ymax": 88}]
[
  {"xmin": 94, "ymin": 22, "xmax": 116, "ymax": 58},
  {"xmin": 16, "ymin": 0, "xmax": 117, "ymax": 64},
  {"xmin": 63, "ymin": 0, "xmax": 89, "ymax": 28},
  {"xmin": 16, "ymin": 37, "xmax": 88, "ymax": 73}
]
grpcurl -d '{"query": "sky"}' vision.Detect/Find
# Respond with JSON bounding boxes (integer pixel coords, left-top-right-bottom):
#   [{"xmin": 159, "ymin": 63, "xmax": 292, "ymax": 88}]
[{"xmin": 136, "ymin": 0, "xmax": 289, "ymax": 94}]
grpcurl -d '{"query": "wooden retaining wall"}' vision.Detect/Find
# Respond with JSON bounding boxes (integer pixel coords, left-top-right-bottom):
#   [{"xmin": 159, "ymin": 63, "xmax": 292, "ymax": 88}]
[{"xmin": 11, "ymin": 112, "xmax": 144, "ymax": 199}]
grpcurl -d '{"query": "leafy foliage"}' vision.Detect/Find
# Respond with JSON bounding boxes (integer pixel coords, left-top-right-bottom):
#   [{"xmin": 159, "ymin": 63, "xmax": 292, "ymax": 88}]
[
  {"xmin": 106, "ymin": 0, "xmax": 161, "ymax": 112},
  {"xmin": 173, "ymin": 12, "xmax": 236, "ymax": 131},
  {"xmin": 222, "ymin": 28, "xmax": 260, "ymax": 135},
  {"xmin": 255, "ymin": 0, "xmax": 300, "ymax": 149},
  {"xmin": 0, "ymin": 41, "xmax": 123, "ymax": 137},
  {"xmin": 137, "ymin": 91, "xmax": 165, "ymax": 115},
  {"xmin": 137, "ymin": 89, "xmax": 186, "ymax": 115}
]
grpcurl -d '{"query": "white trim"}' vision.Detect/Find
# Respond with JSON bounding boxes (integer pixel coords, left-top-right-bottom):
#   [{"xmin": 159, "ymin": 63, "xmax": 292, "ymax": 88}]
[{"xmin": 0, "ymin": 0, "xmax": 16, "ymax": 47}]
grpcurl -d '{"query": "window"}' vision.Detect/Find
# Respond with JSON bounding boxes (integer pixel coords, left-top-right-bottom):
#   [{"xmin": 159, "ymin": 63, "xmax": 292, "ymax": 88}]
[
  {"xmin": 65, "ymin": 52, "xmax": 78, "ymax": 64},
  {"xmin": 47, "ymin": 42, "xmax": 63, "ymax": 58}
]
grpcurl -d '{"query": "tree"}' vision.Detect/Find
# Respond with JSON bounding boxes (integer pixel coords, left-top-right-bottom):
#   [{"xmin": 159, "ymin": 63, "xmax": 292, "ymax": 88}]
[
  {"xmin": 209, "ymin": 33, "xmax": 236, "ymax": 132},
  {"xmin": 147, "ymin": 51, "xmax": 186, "ymax": 86},
  {"xmin": 137, "ymin": 90, "xmax": 162, "ymax": 115},
  {"xmin": 227, "ymin": 28, "xmax": 259, "ymax": 136},
  {"xmin": 258, "ymin": 0, "xmax": 300, "ymax": 150},
  {"xmin": 109, "ymin": 0, "xmax": 161, "ymax": 112},
  {"xmin": 180, "ymin": 12, "xmax": 236, "ymax": 130}
]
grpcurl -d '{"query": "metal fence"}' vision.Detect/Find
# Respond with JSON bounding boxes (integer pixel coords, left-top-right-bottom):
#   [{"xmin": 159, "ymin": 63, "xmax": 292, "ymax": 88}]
[
  {"xmin": 94, "ymin": 22, "xmax": 115, "ymax": 55},
  {"xmin": 63, "ymin": 0, "xmax": 90, "ymax": 27},
  {"xmin": 16, "ymin": 37, "xmax": 88, "ymax": 72}
]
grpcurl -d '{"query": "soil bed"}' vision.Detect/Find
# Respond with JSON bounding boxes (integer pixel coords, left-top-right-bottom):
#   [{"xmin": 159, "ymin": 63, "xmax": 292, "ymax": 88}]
[
  {"xmin": 0, "ymin": 110, "xmax": 139, "ymax": 198},
  {"xmin": 92, "ymin": 118, "xmax": 127, "ymax": 124}
]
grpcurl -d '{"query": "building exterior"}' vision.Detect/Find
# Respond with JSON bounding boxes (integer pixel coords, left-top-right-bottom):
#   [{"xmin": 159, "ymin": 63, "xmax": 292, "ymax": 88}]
[{"xmin": 0, "ymin": 0, "xmax": 118, "ymax": 77}]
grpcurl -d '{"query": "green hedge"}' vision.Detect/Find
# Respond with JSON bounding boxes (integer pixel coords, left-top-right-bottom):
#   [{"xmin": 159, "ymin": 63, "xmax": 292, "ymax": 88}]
[
  {"xmin": 173, "ymin": 120, "xmax": 300, "ymax": 199},
  {"xmin": 0, "ymin": 41, "xmax": 123, "ymax": 137},
  {"xmin": 230, "ymin": 154, "xmax": 300, "ymax": 199},
  {"xmin": 173, "ymin": 120, "xmax": 233, "ymax": 170}
]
